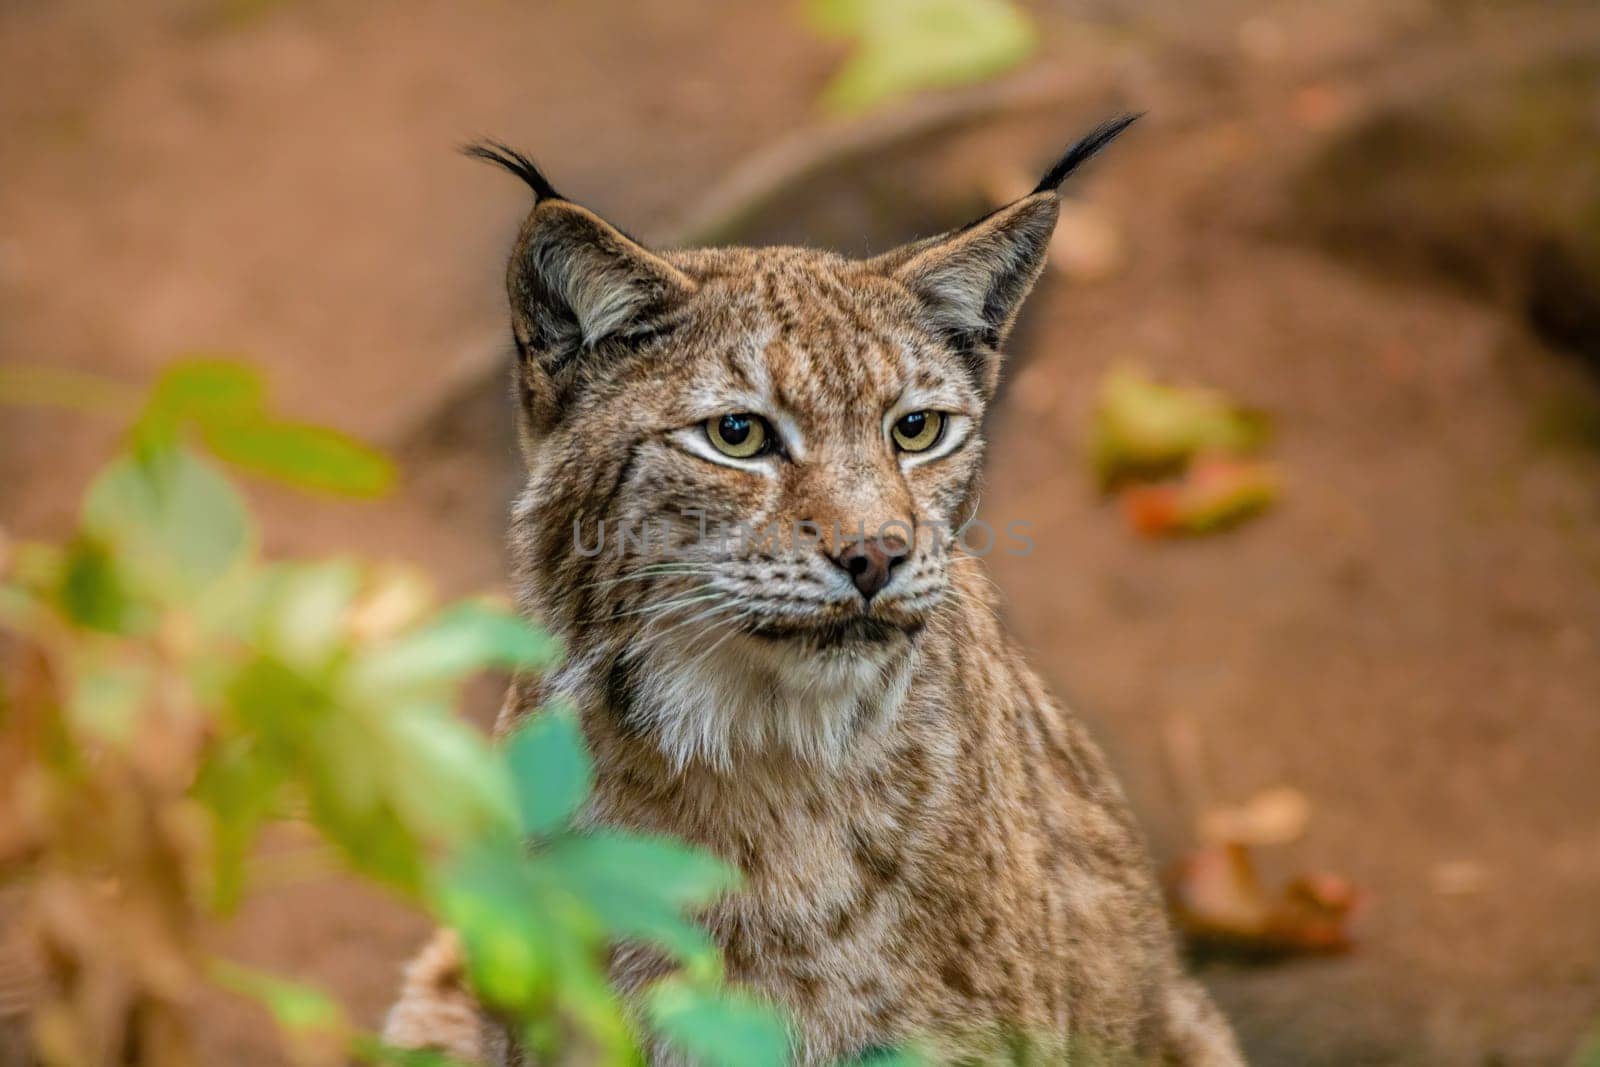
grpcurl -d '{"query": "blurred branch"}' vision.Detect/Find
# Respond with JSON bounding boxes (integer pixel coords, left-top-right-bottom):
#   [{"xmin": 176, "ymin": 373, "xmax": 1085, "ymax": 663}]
[{"xmin": 665, "ymin": 68, "xmax": 1083, "ymax": 247}]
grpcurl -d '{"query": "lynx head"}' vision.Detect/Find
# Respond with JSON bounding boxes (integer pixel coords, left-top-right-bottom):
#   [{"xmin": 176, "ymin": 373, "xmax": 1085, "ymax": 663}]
[{"xmin": 474, "ymin": 118, "xmax": 1136, "ymax": 769}]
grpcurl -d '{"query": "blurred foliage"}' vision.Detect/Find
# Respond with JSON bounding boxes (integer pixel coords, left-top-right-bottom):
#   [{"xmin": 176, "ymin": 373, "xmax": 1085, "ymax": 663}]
[
  {"xmin": 1119, "ymin": 456, "xmax": 1281, "ymax": 538},
  {"xmin": 806, "ymin": 0, "xmax": 1037, "ymax": 114},
  {"xmin": 1089, "ymin": 366, "xmax": 1271, "ymax": 488},
  {"xmin": 1089, "ymin": 367, "xmax": 1279, "ymax": 538},
  {"xmin": 0, "ymin": 360, "xmax": 794, "ymax": 1065}
]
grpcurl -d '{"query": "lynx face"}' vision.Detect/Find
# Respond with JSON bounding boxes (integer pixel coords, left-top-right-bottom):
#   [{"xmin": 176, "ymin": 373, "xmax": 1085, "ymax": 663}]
[
  {"xmin": 516, "ymin": 248, "xmax": 999, "ymax": 767},
  {"xmin": 484, "ymin": 120, "xmax": 1133, "ymax": 768}
]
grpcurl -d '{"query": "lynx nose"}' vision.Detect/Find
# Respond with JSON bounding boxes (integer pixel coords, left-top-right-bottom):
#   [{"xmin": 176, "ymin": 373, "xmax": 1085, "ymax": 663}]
[{"xmin": 830, "ymin": 535, "xmax": 909, "ymax": 600}]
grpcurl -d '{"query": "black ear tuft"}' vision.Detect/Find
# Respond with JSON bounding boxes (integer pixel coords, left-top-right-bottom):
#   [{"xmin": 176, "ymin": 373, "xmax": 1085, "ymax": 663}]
[
  {"xmin": 463, "ymin": 140, "xmax": 564, "ymax": 202},
  {"xmin": 1031, "ymin": 113, "xmax": 1142, "ymax": 195}
]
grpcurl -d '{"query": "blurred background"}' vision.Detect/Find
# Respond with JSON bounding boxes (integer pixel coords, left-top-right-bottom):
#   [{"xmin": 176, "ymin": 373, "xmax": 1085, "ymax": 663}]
[{"xmin": 3, "ymin": 0, "xmax": 1599, "ymax": 1063}]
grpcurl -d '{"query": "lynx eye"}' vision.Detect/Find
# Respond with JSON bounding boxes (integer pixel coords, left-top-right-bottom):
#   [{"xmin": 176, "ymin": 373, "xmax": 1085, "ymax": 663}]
[
  {"xmin": 705, "ymin": 413, "xmax": 770, "ymax": 459},
  {"xmin": 891, "ymin": 410, "xmax": 945, "ymax": 453}
]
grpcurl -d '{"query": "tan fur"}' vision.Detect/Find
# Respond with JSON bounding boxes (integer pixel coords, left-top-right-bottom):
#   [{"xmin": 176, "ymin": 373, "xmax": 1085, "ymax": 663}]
[
  {"xmin": 385, "ymin": 137, "xmax": 1242, "ymax": 1064},
  {"xmin": 382, "ymin": 930, "xmax": 486, "ymax": 1062}
]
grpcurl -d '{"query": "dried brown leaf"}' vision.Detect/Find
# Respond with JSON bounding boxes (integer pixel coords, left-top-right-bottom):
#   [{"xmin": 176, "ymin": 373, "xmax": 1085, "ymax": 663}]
[{"xmin": 1168, "ymin": 842, "xmax": 1360, "ymax": 958}]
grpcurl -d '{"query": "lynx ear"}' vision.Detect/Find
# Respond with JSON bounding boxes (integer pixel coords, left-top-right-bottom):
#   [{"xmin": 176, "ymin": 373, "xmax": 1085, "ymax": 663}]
[
  {"xmin": 468, "ymin": 142, "xmax": 696, "ymax": 429},
  {"xmin": 871, "ymin": 115, "xmax": 1139, "ymax": 394},
  {"xmin": 881, "ymin": 194, "xmax": 1059, "ymax": 391}
]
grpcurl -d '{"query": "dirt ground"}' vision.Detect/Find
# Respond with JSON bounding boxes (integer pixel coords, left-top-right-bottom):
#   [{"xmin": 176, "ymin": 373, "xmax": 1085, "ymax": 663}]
[{"xmin": 3, "ymin": 1, "xmax": 1599, "ymax": 1063}]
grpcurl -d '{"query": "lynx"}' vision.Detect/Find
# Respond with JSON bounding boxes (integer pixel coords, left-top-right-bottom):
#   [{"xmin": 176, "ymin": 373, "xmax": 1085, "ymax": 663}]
[{"xmin": 384, "ymin": 117, "xmax": 1243, "ymax": 1065}]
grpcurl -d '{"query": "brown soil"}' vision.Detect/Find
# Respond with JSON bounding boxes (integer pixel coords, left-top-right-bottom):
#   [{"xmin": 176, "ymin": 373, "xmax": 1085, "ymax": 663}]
[{"xmin": 3, "ymin": 1, "xmax": 1599, "ymax": 1063}]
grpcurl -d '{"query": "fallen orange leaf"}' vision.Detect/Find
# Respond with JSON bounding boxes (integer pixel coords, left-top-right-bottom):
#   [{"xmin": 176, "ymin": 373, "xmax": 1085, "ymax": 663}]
[
  {"xmin": 1121, "ymin": 456, "xmax": 1281, "ymax": 538},
  {"xmin": 1168, "ymin": 842, "xmax": 1360, "ymax": 958}
]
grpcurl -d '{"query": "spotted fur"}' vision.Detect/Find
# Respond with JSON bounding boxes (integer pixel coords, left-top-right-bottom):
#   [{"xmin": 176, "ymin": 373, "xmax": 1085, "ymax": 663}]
[{"xmin": 384, "ymin": 120, "xmax": 1243, "ymax": 1065}]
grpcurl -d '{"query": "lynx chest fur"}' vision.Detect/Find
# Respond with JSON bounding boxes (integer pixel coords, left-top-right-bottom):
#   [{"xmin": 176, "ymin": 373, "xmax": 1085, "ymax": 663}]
[{"xmin": 384, "ymin": 121, "xmax": 1242, "ymax": 1066}]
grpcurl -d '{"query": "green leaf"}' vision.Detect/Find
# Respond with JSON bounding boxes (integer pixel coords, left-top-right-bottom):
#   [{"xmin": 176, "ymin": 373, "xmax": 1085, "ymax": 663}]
[
  {"xmin": 537, "ymin": 832, "xmax": 738, "ymax": 964},
  {"xmin": 810, "ymin": 0, "xmax": 1038, "ymax": 114},
  {"xmin": 647, "ymin": 980, "xmax": 790, "ymax": 1067},
  {"xmin": 539, "ymin": 911, "xmax": 642, "ymax": 1063},
  {"xmin": 0, "ymin": 584, "xmax": 33, "ymax": 626},
  {"xmin": 149, "ymin": 358, "xmax": 264, "ymax": 419},
  {"xmin": 136, "ymin": 358, "xmax": 264, "ymax": 451},
  {"xmin": 194, "ymin": 737, "xmax": 287, "ymax": 911},
  {"xmin": 198, "ymin": 417, "xmax": 396, "ymax": 498},
  {"xmin": 350, "ymin": 1034, "xmax": 471, "ymax": 1067},
  {"xmin": 255, "ymin": 560, "xmax": 362, "ymax": 669},
  {"xmin": 220, "ymin": 655, "xmax": 449, "ymax": 889},
  {"xmin": 504, "ymin": 706, "xmax": 592, "ymax": 836},
  {"xmin": 319, "ymin": 804, "xmax": 429, "ymax": 892},
  {"xmin": 134, "ymin": 357, "xmax": 395, "ymax": 497},
  {"xmin": 388, "ymin": 712, "xmax": 517, "ymax": 839},
  {"xmin": 805, "ymin": 0, "xmax": 868, "ymax": 35},
  {"xmin": 212, "ymin": 961, "xmax": 345, "ymax": 1035},
  {"xmin": 67, "ymin": 657, "xmax": 152, "ymax": 744},
  {"xmin": 226, "ymin": 655, "xmax": 328, "ymax": 738},
  {"xmin": 57, "ymin": 537, "xmax": 143, "ymax": 633},
  {"xmin": 1089, "ymin": 366, "xmax": 1271, "ymax": 488},
  {"xmin": 549, "ymin": 833, "xmax": 739, "ymax": 908},
  {"xmin": 437, "ymin": 838, "xmax": 557, "ymax": 1011},
  {"xmin": 83, "ymin": 448, "xmax": 254, "ymax": 599},
  {"xmin": 355, "ymin": 602, "xmax": 560, "ymax": 694}
]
